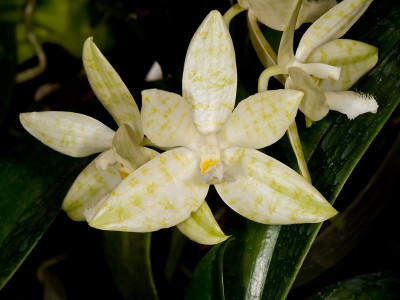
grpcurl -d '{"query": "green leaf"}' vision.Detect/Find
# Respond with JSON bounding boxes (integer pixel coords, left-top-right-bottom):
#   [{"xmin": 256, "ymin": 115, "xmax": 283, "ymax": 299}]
[
  {"xmin": 186, "ymin": 2, "xmax": 400, "ymax": 299},
  {"xmin": 0, "ymin": 139, "xmax": 88, "ymax": 289},
  {"xmin": 103, "ymin": 231, "xmax": 159, "ymax": 300},
  {"xmin": 307, "ymin": 272, "xmax": 400, "ymax": 300}
]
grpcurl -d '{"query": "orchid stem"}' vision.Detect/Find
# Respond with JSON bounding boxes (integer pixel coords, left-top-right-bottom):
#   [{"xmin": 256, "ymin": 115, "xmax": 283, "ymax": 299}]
[
  {"xmin": 287, "ymin": 121, "xmax": 312, "ymax": 183},
  {"xmin": 223, "ymin": 3, "xmax": 246, "ymax": 27},
  {"xmin": 258, "ymin": 66, "xmax": 285, "ymax": 92}
]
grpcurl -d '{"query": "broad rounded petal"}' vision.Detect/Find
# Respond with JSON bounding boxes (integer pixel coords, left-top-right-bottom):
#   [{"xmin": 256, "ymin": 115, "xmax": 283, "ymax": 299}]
[
  {"xmin": 215, "ymin": 148, "xmax": 338, "ymax": 224},
  {"xmin": 325, "ymin": 91, "xmax": 378, "ymax": 119},
  {"xmin": 177, "ymin": 201, "xmax": 229, "ymax": 245},
  {"xmin": 182, "ymin": 10, "xmax": 237, "ymax": 135},
  {"xmin": 296, "ymin": 0, "xmax": 373, "ymax": 62},
  {"xmin": 141, "ymin": 89, "xmax": 202, "ymax": 149},
  {"xmin": 20, "ymin": 111, "xmax": 115, "ymax": 157},
  {"xmin": 307, "ymin": 39, "xmax": 378, "ymax": 91},
  {"xmin": 83, "ymin": 37, "xmax": 143, "ymax": 141},
  {"xmin": 62, "ymin": 154, "xmax": 121, "ymax": 221},
  {"xmin": 113, "ymin": 124, "xmax": 159, "ymax": 171},
  {"xmin": 287, "ymin": 67, "xmax": 330, "ymax": 121},
  {"xmin": 217, "ymin": 90, "xmax": 303, "ymax": 149},
  {"xmin": 89, "ymin": 148, "xmax": 209, "ymax": 232}
]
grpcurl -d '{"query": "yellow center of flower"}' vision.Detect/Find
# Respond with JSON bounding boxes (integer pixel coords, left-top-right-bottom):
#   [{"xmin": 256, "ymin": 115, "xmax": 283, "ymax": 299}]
[
  {"xmin": 119, "ymin": 170, "xmax": 130, "ymax": 180},
  {"xmin": 201, "ymin": 158, "xmax": 220, "ymax": 175}
]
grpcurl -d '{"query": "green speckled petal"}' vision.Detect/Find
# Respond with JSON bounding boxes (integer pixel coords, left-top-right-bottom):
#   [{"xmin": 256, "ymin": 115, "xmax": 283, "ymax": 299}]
[
  {"xmin": 177, "ymin": 202, "xmax": 228, "ymax": 245},
  {"xmin": 296, "ymin": 0, "xmax": 373, "ymax": 62},
  {"xmin": 307, "ymin": 39, "xmax": 378, "ymax": 91},
  {"xmin": 287, "ymin": 67, "xmax": 330, "ymax": 121},
  {"xmin": 62, "ymin": 153, "xmax": 121, "ymax": 221},
  {"xmin": 217, "ymin": 90, "xmax": 303, "ymax": 149},
  {"xmin": 215, "ymin": 147, "xmax": 337, "ymax": 224},
  {"xmin": 83, "ymin": 37, "xmax": 143, "ymax": 141},
  {"xmin": 141, "ymin": 89, "xmax": 202, "ymax": 149},
  {"xmin": 182, "ymin": 10, "xmax": 237, "ymax": 135},
  {"xmin": 20, "ymin": 111, "xmax": 114, "ymax": 157},
  {"xmin": 89, "ymin": 148, "xmax": 209, "ymax": 232}
]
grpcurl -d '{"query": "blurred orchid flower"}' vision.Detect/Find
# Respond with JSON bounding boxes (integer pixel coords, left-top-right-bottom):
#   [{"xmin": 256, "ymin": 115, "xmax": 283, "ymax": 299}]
[
  {"xmin": 20, "ymin": 37, "xmax": 227, "ymax": 245},
  {"xmin": 89, "ymin": 11, "xmax": 337, "ymax": 234},
  {"xmin": 277, "ymin": 0, "xmax": 378, "ymax": 121}
]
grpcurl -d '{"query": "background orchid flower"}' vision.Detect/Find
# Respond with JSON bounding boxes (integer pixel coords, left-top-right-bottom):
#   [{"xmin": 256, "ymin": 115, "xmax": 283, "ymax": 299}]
[
  {"xmin": 88, "ymin": 11, "xmax": 337, "ymax": 234},
  {"xmin": 277, "ymin": 0, "xmax": 378, "ymax": 121}
]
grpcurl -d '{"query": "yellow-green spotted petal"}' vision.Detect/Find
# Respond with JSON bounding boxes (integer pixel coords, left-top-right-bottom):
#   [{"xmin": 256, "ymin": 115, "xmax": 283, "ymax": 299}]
[
  {"xmin": 307, "ymin": 39, "xmax": 378, "ymax": 91},
  {"xmin": 83, "ymin": 37, "xmax": 143, "ymax": 141},
  {"xmin": 177, "ymin": 202, "xmax": 229, "ymax": 245},
  {"xmin": 141, "ymin": 89, "xmax": 202, "ymax": 149},
  {"xmin": 215, "ymin": 147, "xmax": 337, "ymax": 224},
  {"xmin": 62, "ymin": 154, "xmax": 121, "ymax": 221},
  {"xmin": 182, "ymin": 10, "xmax": 237, "ymax": 135},
  {"xmin": 296, "ymin": 0, "xmax": 373, "ymax": 62},
  {"xmin": 217, "ymin": 90, "xmax": 303, "ymax": 149},
  {"xmin": 89, "ymin": 148, "xmax": 209, "ymax": 232},
  {"xmin": 287, "ymin": 67, "xmax": 330, "ymax": 121},
  {"xmin": 20, "ymin": 111, "xmax": 114, "ymax": 157}
]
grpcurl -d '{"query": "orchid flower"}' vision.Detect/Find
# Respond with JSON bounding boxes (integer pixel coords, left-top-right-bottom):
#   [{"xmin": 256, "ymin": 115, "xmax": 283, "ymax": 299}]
[
  {"xmin": 88, "ymin": 11, "xmax": 337, "ymax": 233},
  {"xmin": 20, "ymin": 37, "xmax": 228, "ymax": 245},
  {"xmin": 276, "ymin": 0, "xmax": 378, "ymax": 121}
]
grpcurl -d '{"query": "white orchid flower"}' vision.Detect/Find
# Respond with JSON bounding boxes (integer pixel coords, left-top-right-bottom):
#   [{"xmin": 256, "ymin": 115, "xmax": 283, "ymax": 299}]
[
  {"xmin": 277, "ymin": 0, "xmax": 378, "ymax": 121},
  {"xmin": 20, "ymin": 37, "xmax": 228, "ymax": 245},
  {"xmin": 89, "ymin": 11, "xmax": 337, "ymax": 233}
]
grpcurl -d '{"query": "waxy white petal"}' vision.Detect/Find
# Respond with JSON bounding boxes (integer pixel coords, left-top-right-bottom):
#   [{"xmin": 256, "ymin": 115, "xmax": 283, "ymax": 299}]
[
  {"xmin": 307, "ymin": 39, "xmax": 378, "ymax": 91},
  {"xmin": 287, "ymin": 67, "xmax": 330, "ymax": 121},
  {"xmin": 217, "ymin": 90, "xmax": 303, "ymax": 149},
  {"xmin": 215, "ymin": 148, "xmax": 337, "ymax": 224},
  {"xmin": 83, "ymin": 37, "xmax": 143, "ymax": 141},
  {"xmin": 141, "ymin": 89, "xmax": 202, "ymax": 149},
  {"xmin": 89, "ymin": 148, "xmax": 209, "ymax": 232},
  {"xmin": 182, "ymin": 10, "xmax": 237, "ymax": 135},
  {"xmin": 177, "ymin": 202, "xmax": 228, "ymax": 245},
  {"xmin": 325, "ymin": 91, "xmax": 378, "ymax": 119},
  {"xmin": 296, "ymin": 0, "xmax": 373, "ymax": 62},
  {"xmin": 20, "ymin": 111, "xmax": 114, "ymax": 157},
  {"xmin": 62, "ymin": 154, "xmax": 121, "ymax": 221}
]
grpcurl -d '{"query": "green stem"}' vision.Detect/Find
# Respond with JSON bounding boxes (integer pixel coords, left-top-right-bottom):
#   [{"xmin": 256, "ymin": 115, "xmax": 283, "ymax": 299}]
[
  {"xmin": 258, "ymin": 66, "xmax": 286, "ymax": 92},
  {"xmin": 287, "ymin": 121, "xmax": 311, "ymax": 182},
  {"xmin": 223, "ymin": 4, "xmax": 246, "ymax": 27},
  {"xmin": 16, "ymin": 0, "xmax": 47, "ymax": 83}
]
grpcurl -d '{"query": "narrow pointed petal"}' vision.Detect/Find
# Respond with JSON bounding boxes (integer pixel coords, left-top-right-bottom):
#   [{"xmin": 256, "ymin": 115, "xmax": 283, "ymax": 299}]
[
  {"xmin": 296, "ymin": 0, "xmax": 373, "ymax": 62},
  {"xmin": 307, "ymin": 39, "xmax": 378, "ymax": 91},
  {"xmin": 217, "ymin": 90, "xmax": 303, "ymax": 149},
  {"xmin": 325, "ymin": 91, "xmax": 378, "ymax": 119},
  {"xmin": 141, "ymin": 89, "xmax": 202, "ymax": 149},
  {"xmin": 83, "ymin": 37, "xmax": 143, "ymax": 141},
  {"xmin": 277, "ymin": 0, "xmax": 303, "ymax": 71},
  {"xmin": 113, "ymin": 124, "xmax": 159, "ymax": 171},
  {"xmin": 89, "ymin": 148, "xmax": 209, "ymax": 232},
  {"xmin": 20, "ymin": 111, "xmax": 114, "ymax": 157},
  {"xmin": 182, "ymin": 10, "xmax": 237, "ymax": 135},
  {"xmin": 287, "ymin": 67, "xmax": 330, "ymax": 121},
  {"xmin": 177, "ymin": 202, "xmax": 229, "ymax": 245},
  {"xmin": 216, "ymin": 148, "xmax": 337, "ymax": 224},
  {"xmin": 62, "ymin": 154, "xmax": 121, "ymax": 221}
]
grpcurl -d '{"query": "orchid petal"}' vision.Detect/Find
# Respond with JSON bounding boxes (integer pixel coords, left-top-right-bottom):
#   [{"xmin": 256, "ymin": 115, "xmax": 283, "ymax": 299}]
[
  {"xmin": 215, "ymin": 148, "xmax": 337, "ymax": 224},
  {"xmin": 141, "ymin": 89, "xmax": 202, "ymax": 149},
  {"xmin": 62, "ymin": 153, "xmax": 121, "ymax": 221},
  {"xmin": 277, "ymin": 0, "xmax": 303, "ymax": 71},
  {"xmin": 307, "ymin": 39, "xmax": 378, "ymax": 91},
  {"xmin": 20, "ymin": 111, "xmax": 114, "ymax": 157},
  {"xmin": 325, "ymin": 91, "xmax": 378, "ymax": 119},
  {"xmin": 217, "ymin": 90, "xmax": 303, "ymax": 149},
  {"xmin": 89, "ymin": 148, "xmax": 209, "ymax": 232},
  {"xmin": 113, "ymin": 124, "xmax": 159, "ymax": 171},
  {"xmin": 287, "ymin": 67, "xmax": 330, "ymax": 121},
  {"xmin": 296, "ymin": 0, "xmax": 373, "ymax": 62},
  {"xmin": 177, "ymin": 202, "xmax": 228, "ymax": 245},
  {"xmin": 83, "ymin": 37, "xmax": 143, "ymax": 141},
  {"xmin": 182, "ymin": 10, "xmax": 237, "ymax": 135}
]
